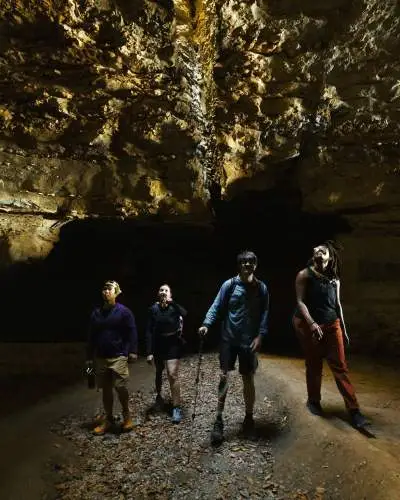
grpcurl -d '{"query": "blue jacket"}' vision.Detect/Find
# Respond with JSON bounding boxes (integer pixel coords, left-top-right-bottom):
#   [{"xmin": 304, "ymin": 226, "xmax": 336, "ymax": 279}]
[{"xmin": 203, "ymin": 276, "xmax": 269, "ymax": 346}]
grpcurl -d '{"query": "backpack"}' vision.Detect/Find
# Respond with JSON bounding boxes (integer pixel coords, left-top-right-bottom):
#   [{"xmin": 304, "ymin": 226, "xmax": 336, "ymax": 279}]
[{"xmin": 221, "ymin": 277, "xmax": 267, "ymax": 319}]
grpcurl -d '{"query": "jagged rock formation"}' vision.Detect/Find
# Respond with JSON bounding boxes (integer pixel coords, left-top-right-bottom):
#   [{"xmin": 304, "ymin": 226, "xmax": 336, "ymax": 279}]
[
  {"xmin": 0, "ymin": 0, "xmax": 216, "ymax": 264},
  {"xmin": 0, "ymin": 0, "xmax": 400, "ymax": 355}
]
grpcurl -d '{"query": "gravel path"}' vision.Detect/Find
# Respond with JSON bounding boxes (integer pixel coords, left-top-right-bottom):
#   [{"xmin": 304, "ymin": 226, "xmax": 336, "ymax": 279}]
[
  {"xmin": 51, "ymin": 354, "xmax": 291, "ymax": 500},
  {"xmin": 1, "ymin": 347, "xmax": 400, "ymax": 500}
]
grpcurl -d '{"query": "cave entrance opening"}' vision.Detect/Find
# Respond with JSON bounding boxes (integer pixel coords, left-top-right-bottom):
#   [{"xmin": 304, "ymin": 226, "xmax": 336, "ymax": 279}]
[{"xmin": 0, "ymin": 195, "xmax": 351, "ymax": 356}]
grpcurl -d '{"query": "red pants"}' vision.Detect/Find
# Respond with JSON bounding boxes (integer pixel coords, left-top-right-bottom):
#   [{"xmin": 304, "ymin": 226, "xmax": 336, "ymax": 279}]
[{"xmin": 293, "ymin": 317, "xmax": 359, "ymax": 410}]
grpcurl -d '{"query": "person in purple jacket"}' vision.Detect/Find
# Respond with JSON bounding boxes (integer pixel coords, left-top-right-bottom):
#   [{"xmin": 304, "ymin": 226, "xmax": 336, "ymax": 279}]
[
  {"xmin": 86, "ymin": 280, "xmax": 138, "ymax": 435},
  {"xmin": 198, "ymin": 250, "xmax": 269, "ymax": 445}
]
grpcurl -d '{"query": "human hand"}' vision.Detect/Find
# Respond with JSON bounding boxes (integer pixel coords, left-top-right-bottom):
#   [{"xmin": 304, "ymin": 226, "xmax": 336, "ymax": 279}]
[
  {"xmin": 128, "ymin": 353, "xmax": 138, "ymax": 363},
  {"xmin": 310, "ymin": 322, "xmax": 323, "ymax": 340},
  {"xmin": 198, "ymin": 325, "xmax": 208, "ymax": 337},
  {"xmin": 146, "ymin": 354, "xmax": 154, "ymax": 365},
  {"xmin": 250, "ymin": 335, "xmax": 262, "ymax": 352}
]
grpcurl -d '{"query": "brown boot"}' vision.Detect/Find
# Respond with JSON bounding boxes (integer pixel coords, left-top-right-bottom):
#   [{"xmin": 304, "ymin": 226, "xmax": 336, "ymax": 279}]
[
  {"xmin": 93, "ymin": 418, "xmax": 113, "ymax": 436},
  {"xmin": 121, "ymin": 416, "xmax": 135, "ymax": 432}
]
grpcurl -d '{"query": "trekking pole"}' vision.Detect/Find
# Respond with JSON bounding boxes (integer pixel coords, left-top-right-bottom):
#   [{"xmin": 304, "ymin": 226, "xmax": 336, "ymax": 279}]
[{"xmin": 186, "ymin": 336, "xmax": 204, "ymax": 464}]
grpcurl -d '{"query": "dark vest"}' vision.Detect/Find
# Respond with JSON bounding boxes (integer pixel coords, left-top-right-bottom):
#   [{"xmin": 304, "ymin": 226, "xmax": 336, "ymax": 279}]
[{"xmin": 296, "ymin": 267, "xmax": 339, "ymax": 325}]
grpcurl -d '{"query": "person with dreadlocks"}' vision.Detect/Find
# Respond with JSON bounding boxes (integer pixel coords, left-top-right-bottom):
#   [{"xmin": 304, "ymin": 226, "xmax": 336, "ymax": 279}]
[{"xmin": 293, "ymin": 241, "xmax": 368, "ymax": 429}]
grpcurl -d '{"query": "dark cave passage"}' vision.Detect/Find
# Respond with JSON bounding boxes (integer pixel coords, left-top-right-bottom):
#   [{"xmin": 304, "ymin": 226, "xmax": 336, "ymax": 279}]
[{"xmin": 0, "ymin": 191, "xmax": 351, "ymax": 356}]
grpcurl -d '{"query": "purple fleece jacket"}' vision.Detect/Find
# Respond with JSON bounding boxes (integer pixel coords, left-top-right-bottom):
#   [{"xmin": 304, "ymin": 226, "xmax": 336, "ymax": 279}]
[{"xmin": 87, "ymin": 302, "xmax": 138, "ymax": 359}]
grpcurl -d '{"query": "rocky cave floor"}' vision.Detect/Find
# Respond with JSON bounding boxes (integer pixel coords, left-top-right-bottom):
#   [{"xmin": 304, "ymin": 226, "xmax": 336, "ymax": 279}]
[
  {"xmin": 1, "ymin": 345, "xmax": 400, "ymax": 500},
  {"xmin": 52, "ymin": 354, "xmax": 286, "ymax": 500}
]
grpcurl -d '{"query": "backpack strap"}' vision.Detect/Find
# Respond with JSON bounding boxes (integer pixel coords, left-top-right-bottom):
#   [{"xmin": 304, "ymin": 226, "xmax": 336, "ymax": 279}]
[
  {"xmin": 222, "ymin": 276, "xmax": 266, "ymax": 315},
  {"xmin": 221, "ymin": 277, "xmax": 238, "ymax": 317}
]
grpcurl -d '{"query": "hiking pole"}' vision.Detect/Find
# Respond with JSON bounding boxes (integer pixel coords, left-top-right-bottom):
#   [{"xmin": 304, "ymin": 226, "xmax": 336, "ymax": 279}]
[{"xmin": 186, "ymin": 336, "xmax": 204, "ymax": 464}]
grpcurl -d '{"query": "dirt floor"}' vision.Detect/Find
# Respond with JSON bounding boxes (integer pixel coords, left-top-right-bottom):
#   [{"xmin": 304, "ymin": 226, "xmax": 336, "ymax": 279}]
[{"xmin": 0, "ymin": 343, "xmax": 399, "ymax": 500}]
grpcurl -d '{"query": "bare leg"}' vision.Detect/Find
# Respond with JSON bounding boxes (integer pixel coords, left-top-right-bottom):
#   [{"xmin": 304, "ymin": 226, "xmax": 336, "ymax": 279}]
[
  {"xmin": 217, "ymin": 371, "xmax": 229, "ymax": 418},
  {"xmin": 155, "ymin": 363, "xmax": 164, "ymax": 397},
  {"xmin": 101, "ymin": 370, "xmax": 114, "ymax": 421},
  {"xmin": 115, "ymin": 386, "xmax": 130, "ymax": 420},
  {"xmin": 102, "ymin": 385, "xmax": 114, "ymax": 421},
  {"xmin": 166, "ymin": 359, "xmax": 181, "ymax": 407},
  {"xmin": 242, "ymin": 374, "xmax": 255, "ymax": 415}
]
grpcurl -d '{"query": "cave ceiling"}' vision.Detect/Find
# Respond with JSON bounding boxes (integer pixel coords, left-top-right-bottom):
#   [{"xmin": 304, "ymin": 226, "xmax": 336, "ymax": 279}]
[{"xmin": 0, "ymin": 0, "xmax": 399, "ymax": 261}]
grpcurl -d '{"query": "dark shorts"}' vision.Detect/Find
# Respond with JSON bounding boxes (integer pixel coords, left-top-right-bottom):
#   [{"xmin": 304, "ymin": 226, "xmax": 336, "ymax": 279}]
[
  {"xmin": 219, "ymin": 343, "xmax": 258, "ymax": 375},
  {"xmin": 154, "ymin": 336, "xmax": 183, "ymax": 368}
]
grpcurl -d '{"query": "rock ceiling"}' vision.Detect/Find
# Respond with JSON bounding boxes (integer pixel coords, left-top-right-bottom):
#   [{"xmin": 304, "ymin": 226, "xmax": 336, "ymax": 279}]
[{"xmin": 0, "ymin": 0, "xmax": 399, "ymax": 262}]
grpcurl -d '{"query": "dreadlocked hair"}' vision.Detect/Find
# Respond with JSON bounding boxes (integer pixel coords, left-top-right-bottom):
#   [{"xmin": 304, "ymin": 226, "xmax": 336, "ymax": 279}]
[{"xmin": 323, "ymin": 240, "xmax": 342, "ymax": 279}]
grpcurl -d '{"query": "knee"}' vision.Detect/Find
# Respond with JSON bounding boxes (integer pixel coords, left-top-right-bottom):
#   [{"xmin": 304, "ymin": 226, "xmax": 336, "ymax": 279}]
[
  {"xmin": 168, "ymin": 369, "xmax": 178, "ymax": 382},
  {"xmin": 305, "ymin": 357, "xmax": 322, "ymax": 369},
  {"xmin": 241, "ymin": 374, "xmax": 254, "ymax": 386},
  {"xmin": 218, "ymin": 372, "xmax": 228, "ymax": 389},
  {"xmin": 115, "ymin": 385, "xmax": 128, "ymax": 396},
  {"xmin": 331, "ymin": 362, "xmax": 348, "ymax": 374}
]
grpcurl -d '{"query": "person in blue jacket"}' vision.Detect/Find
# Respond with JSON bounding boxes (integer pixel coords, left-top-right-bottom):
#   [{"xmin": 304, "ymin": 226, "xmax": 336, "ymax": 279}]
[{"xmin": 198, "ymin": 250, "xmax": 269, "ymax": 445}]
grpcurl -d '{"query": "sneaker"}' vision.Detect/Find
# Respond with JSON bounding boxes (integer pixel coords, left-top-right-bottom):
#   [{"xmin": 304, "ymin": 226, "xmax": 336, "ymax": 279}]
[
  {"xmin": 349, "ymin": 409, "xmax": 368, "ymax": 429},
  {"xmin": 121, "ymin": 417, "xmax": 135, "ymax": 432},
  {"xmin": 154, "ymin": 394, "xmax": 164, "ymax": 411},
  {"xmin": 211, "ymin": 417, "xmax": 224, "ymax": 446},
  {"xmin": 93, "ymin": 419, "xmax": 113, "ymax": 436},
  {"xmin": 242, "ymin": 414, "xmax": 256, "ymax": 438},
  {"xmin": 172, "ymin": 407, "xmax": 182, "ymax": 424},
  {"xmin": 306, "ymin": 400, "xmax": 324, "ymax": 416}
]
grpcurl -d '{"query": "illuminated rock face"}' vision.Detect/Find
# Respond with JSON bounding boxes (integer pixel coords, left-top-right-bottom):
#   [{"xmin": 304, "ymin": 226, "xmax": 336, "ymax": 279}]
[
  {"xmin": 214, "ymin": 0, "xmax": 400, "ymax": 356},
  {"xmin": 0, "ymin": 1, "xmax": 400, "ymax": 353},
  {"xmin": 0, "ymin": 0, "xmax": 215, "ymax": 265},
  {"xmin": 216, "ymin": 0, "xmax": 400, "ymax": 205},
  {"xmin": 0, "ymin": 1, "xmax": 399, "ymax": 243}
]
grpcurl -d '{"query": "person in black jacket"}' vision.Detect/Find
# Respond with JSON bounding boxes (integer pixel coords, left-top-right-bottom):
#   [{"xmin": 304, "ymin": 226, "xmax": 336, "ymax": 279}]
[{"xmin": 146, "ymin": 284, "xmax": 187, "ymax": 423}]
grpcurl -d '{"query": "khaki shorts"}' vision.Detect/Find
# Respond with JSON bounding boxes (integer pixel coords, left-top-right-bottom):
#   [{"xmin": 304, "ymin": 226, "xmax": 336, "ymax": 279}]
[{"xmin": 95, "ymin": 356, "xmax": 129, "ymax": 389}]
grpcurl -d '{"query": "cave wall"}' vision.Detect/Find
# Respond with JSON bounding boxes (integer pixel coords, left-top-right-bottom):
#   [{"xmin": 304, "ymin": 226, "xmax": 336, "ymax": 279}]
[
  {"xmin": 214, "ymin": 0, "xmax": 400, "ymax": 357},
  {"xmin": 0, "ymin": 0, "xmax": 214, "ymax": 265},
  {"xmin": 0, "ymin": 0, "xmax": 399, "ymax": 357}
]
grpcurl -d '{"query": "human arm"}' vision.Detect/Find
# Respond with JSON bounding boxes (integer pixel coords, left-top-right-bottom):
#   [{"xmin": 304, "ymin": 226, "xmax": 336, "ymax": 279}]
[
  {"xmin": 145, "ymin": 306, "xmax": 156, "ymax": 360},
  {"xmin": 171, "ymin": 302, "xmax": 186, "ymax": 337},
  {"xmin": 198, "ymin": 280, "xmax": 230, "ymax": 336},
  {"xmin": 173, "ymin": 302, "xmax": 187, "ymax": 318},
  {"xmin": 125, "ymin": 309, "xmax": 138, "ymax": 360},
  {"xmin": 336, "ymin": 280, "xmax": 350, "ymax": 345},
  {"xmin": 251, "ymin": 282, "xmax": 269, "ymax": 352},
  {"xmin": 295, "ymin": 269, "xmax": 323, "ymax": 340}
]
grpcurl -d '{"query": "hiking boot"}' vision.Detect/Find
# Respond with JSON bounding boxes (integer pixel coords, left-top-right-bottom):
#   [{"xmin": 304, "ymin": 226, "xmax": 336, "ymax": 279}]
[
  {"xmin": 121, "ymin": 417, "xmax": 135, "ymax": 432},
  {"xmin": 171, "ymin": 407, "xmax": 182, "ymax": 424},
  {"xmin": 93, "ymin": 414, "xmax": 105, "ymax": 425},
  {"xmin": 154, "ymin": 394, "xmax": 164, "ymax": 411},
  {"xmin": 242, "ymin": 414, "xmax": 256, "ymax": 439},
  {"xmin": 306, "ymin": 400, "xmax": 324, "ymax": 416},
  {"xmin": 211, "ymin": 417, "xmax": 224, "ymax": 446},
  {"xmin": 349, "ymin": 409, "xmax": 368, "ymax": 429},
  {"xmin": 93, "ymin": 418, "xmax": 113, "ymax": 436}
]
